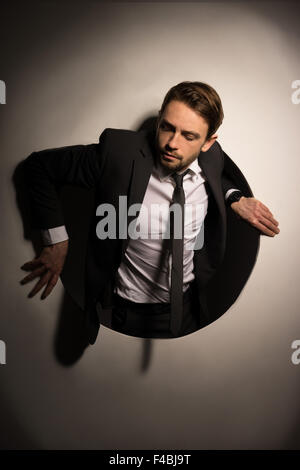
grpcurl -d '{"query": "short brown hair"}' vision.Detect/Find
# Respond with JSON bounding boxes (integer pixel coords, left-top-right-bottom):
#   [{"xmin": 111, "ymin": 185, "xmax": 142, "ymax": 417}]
[{"xmin": 159, "ymin": 81, "xmax": 224, "ymax": 140}]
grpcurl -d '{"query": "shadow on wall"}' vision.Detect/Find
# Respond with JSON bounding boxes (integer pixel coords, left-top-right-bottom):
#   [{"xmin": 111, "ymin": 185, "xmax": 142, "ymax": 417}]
[{"xmin": 13, "ymin": 115, "xmax": 260, "ymax": 370}]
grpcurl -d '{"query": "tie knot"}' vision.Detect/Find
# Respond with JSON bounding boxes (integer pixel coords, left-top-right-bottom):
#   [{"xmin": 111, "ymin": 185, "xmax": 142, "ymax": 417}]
[{"xmin": 171, "ymin": 169, "xmax": 189, "ymax": 188}]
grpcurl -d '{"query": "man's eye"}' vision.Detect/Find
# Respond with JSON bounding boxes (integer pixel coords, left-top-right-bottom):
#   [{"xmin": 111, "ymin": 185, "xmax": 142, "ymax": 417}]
[{"xmin": 185, "ymin": 135, "xmax": 194, "ymax": 141}]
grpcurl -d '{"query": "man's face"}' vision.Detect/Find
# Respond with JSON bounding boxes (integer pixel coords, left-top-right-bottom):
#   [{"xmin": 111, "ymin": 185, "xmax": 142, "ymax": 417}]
[{"xmin": 156, "ymin": 100, "xmax": 218, "ymax": 172}]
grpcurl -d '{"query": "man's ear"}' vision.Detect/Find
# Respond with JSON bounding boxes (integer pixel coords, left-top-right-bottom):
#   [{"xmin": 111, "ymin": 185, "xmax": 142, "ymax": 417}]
[{"xmin": 201, "ymin": 133, "xmax": 218, "ymax": 152}]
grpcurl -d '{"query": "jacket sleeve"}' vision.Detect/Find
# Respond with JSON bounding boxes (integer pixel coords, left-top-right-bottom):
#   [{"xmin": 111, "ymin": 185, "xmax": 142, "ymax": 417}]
[
  {"xmin": 216, "ymin": 141, "xmax": 244, "ymax": 199},
  {"xmin": 24, "ymin": 128, "xmax": 109, "ymax": 230},
  {"xmin": 216, "ymin": 141, "xmax": 254, "ymax": 201},
  {"xmin": 222, "ymin": 173, "xmax": 242, "ymax": 200}
]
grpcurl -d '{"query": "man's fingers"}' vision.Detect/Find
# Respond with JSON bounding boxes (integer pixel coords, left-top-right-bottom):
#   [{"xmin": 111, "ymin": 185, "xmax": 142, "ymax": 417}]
[
  {"xmin": 41, "ymin": 273, "xmax": 60, "ymax": 299},
  {"xmin": 20, "ymin": 258, "xmax": 43, "ymax": 271},
  {"xmin": 259, "ymin": 206, "xmax": 279, "ymax": 226},
  {"xmin": 258, "ymin": 214, "xmax": 280, "ymax": 234},
  {"xmin": 248, "ymin": 199, "xmax": 279, "ymax": 225},
  {"xmin": 267, "ymin": 216, "xmax": 279, "ymax": 229},
  {"xmin": 27, "ymin": 271, "xmax": 52, "ymax": 298},
  {"xmin": 250, "ymin": 218, "xmax": 278, "ymax": 237},
  {"xmin": 20, "ymin": 265, "xmax": 47, "ymax": 284}
]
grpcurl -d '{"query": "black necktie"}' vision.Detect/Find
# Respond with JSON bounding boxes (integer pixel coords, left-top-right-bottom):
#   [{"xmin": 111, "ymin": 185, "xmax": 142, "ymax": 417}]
[{"xmin": 169, "ymin": 169, "xmax": 189, "ymax": 336}]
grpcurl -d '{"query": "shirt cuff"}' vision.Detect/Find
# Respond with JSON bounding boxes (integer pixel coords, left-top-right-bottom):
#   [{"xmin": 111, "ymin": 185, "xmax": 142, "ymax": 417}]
[
  {"xmin": 41, "ymin": 225, "xmax": 69, "ymax": 245},
  {"xmin": 225, "ymin": 188, "xmax": 242, "ymax": 200}
]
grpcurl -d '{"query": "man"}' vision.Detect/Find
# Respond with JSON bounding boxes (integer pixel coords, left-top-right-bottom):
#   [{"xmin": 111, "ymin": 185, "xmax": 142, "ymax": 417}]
[{"xmin": 20, "ymin": 81, "xmax": 280, "ymax": 344}]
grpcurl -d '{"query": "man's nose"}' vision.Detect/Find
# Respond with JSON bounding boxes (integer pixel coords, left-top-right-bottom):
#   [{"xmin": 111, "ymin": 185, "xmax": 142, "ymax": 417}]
[{"xmin": 167, "ymin": 133, "xmax": 179, "ymax": 149}]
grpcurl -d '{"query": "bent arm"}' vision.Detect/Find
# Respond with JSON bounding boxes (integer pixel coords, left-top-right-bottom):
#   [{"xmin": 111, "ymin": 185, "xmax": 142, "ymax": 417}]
[
  {"xmin": 217, "ymin": 144, "xmax": 280, "ymax": 236},
  {"xmin": 24, "ymin": 128, "xmax": 109, "ymax": 232}
]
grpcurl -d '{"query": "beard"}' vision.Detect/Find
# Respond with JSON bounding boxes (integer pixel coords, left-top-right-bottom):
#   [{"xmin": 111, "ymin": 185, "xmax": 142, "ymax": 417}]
[
  {"xmin": 157, "ymin": 144, "xmax": 200, "ymax": 172},
  {"xmin": 160, "ymin": 154, "xmax": 185, "ymax": 171}
]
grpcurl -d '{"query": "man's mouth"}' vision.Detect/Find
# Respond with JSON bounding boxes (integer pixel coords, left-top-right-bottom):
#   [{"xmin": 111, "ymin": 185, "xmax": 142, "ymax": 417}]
[{"xmin": 162, "ymin": 152, "xmax": 180, "ymax": 161}]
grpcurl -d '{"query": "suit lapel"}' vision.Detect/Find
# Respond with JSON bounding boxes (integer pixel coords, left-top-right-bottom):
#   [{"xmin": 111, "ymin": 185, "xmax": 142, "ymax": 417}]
[
  {"xmin": 193, "ymin": 143, "xmax": 227, "ymax": 280},
  {"xmin": 120, "ymin": 131, "xmax": 155, "ymax": 259},
  {"xmin": 198, "ymin": 144, "xmax": 226, "ymax": 224}
]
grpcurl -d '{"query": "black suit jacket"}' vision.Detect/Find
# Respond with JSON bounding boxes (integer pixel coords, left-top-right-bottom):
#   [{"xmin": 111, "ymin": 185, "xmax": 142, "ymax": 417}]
[{"xmin": 24, "ymin": 128, "xmax": 256, "ymax": 344}]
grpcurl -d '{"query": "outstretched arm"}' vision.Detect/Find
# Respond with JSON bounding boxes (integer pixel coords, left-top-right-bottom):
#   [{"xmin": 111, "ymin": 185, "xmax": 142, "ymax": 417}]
[
  {"xmin": 20, "ymin": 128, "xmax": 109, "ymax": 299},
  {"xmin": 24, "ymin": 128, "xmax": 109, "ymax": 230}
]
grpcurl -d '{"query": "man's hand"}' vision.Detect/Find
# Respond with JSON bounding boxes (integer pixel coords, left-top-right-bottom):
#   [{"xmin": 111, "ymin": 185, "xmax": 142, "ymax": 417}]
[
  {"xmin": 230, "ymin": 197, "xmax": 280, "ymax": 237},
  {"xmin": 20, "ymin": 239, "xmax": 69, "ymax": 299}
]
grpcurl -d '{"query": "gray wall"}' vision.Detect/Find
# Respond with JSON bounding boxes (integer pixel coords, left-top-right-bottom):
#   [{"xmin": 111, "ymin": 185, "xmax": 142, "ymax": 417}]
[{"xmin": 1, "ymin": 1, "xmax": 300, "ymax": 449}]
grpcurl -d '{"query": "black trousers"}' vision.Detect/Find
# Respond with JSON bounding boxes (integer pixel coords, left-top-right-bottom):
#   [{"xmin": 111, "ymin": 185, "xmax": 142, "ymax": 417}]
[{"xmin": 111, "ymin": 282, "xmax": 203, "ymax": 339}]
